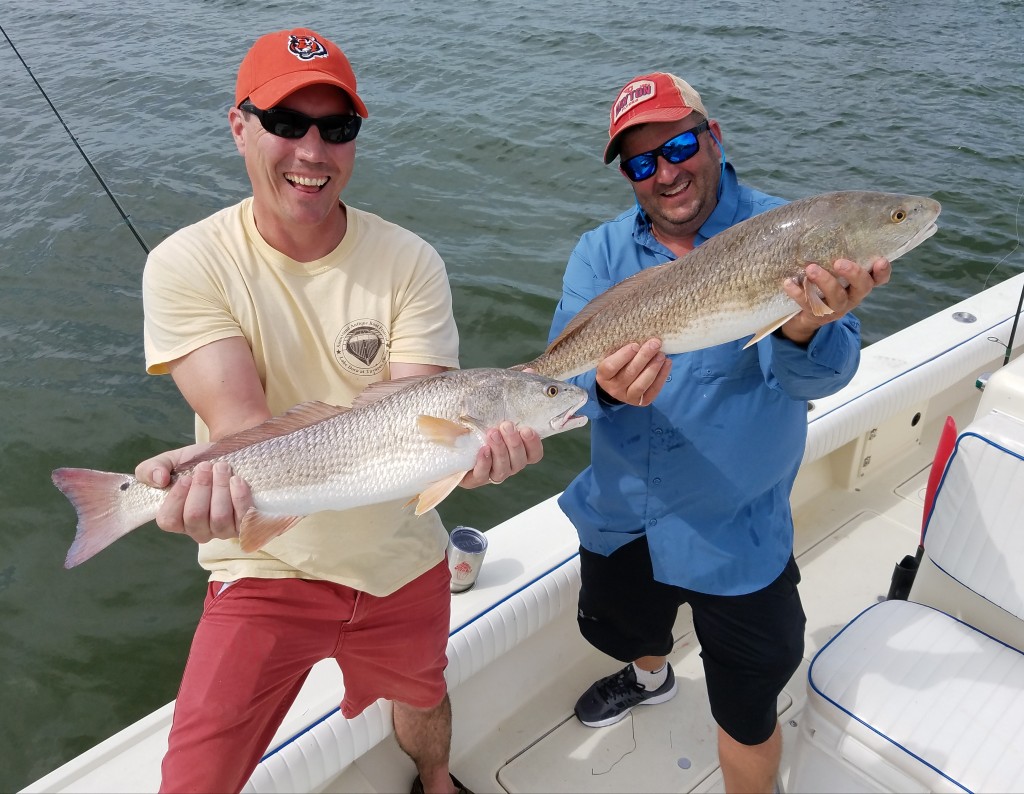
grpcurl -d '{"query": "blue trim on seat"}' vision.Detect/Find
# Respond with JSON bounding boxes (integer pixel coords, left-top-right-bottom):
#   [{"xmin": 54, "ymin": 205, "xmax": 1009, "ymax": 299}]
[
  {"xmin": 807, "ymin": 600, "xmax": 1024, "ymax": 794},
  {"xmin": 920, "ymin": 429, "xmax": 1024, "ymax": 621}
]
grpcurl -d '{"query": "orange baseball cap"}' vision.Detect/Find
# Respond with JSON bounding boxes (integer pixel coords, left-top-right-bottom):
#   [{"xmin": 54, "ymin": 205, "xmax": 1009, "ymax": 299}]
[
  {"xmin": 235, "ymin": 28, "xmax": 368, "ymax": 117},
  {"xmin": 604, "ymin": 72, "xmax": 707, "ymax": 163}
]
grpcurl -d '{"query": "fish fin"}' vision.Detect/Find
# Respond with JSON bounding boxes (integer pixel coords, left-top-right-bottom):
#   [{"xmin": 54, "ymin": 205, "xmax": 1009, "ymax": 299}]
[
  {"xmin": 742, "ymin": 311, "xmax": 801, "ymax": 348},
  {"xmin": 804, "ymin": 280, "xmax": 834, "ymax": 317},
  {"xmin": 351, "ymin": 376, "xmax": 431, "ymax": 409},
  {"xmin": 544, "ymin": 262, "xmax": 674, "ymax": 354},
  {"xmin": 417, "ymin": 415, "xmax": 472, "ymax": 447},
  {"xmin": 458, "ymin": 415, "xmax": 490, "ymax": 435},
  {"xmin": 182, "ymin": 402, "xmax": 348, "ymax": 468},
  {"xmin": 414, "ymin": 471, "xmax": 467, "ymax": 515},
  {"xmin": 52, "ymin": 468, "xmax": 153, "ymax": 568},
  {"xmin": 237, "ymin": 510, "xmax": 304, "ymax": 553}
]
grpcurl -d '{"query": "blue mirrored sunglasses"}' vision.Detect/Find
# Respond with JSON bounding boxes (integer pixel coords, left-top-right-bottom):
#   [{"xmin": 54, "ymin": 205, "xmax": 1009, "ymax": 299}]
[
  {"xmin": 619, "ymin": 120, "xmax": 710, "ymax": 182},
  {"xmin": 239, "ymin": 101, "xmax": 362, "ymax": 144}
]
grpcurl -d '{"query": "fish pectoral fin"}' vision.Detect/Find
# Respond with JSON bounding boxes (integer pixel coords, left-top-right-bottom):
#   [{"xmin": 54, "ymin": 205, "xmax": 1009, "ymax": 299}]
[
  {"xmin": 742, "ymin": 311, "xmax": 801, "ymax": 349},
  {"xmin": 417, "ymin": 415, "xmax": 472, "ymax": 447},
  {"xmin": 414, "ymin": 471, "xmax": 467, "ymax": 515},
  {"xmin": 803, "ymin": 280, "xmax": 834, "ymax": 318},
  {"xmin": 237, "ymin": 510, "xmax": 304, "ymax": 553},
  {"xmin": 458, "ymin": 415, "xmax": 490, "ymax": 435}
]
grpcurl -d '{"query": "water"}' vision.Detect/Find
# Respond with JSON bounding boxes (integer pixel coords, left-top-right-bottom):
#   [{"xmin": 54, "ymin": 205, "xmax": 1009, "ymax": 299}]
[{"xmin": 1, "ymin": 0, "xmax": 1020, "ymax": 787}]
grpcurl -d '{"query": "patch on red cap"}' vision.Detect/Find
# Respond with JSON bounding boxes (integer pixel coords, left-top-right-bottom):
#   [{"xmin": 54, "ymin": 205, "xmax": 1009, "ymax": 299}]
[
  {"xmin": 287, "ymin": 33, "xmax": 328, "ymax": 61},
  {"xmin": 611, "ymin": 79, "xmax": 658, "ymax": 126}
]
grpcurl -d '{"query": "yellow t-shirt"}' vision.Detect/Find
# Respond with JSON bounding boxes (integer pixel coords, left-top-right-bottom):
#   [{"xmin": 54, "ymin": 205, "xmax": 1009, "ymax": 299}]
[{"xmin": 142, "ymin": 199, "xmax": 459, "ymax": 596}]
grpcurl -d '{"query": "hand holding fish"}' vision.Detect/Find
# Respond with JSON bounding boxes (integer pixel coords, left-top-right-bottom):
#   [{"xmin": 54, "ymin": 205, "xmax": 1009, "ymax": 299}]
[
  {"xmin": 596, "ymin": 339, "xmax": 673, "ymax": 407},
  {"xmin": 459, "ymin": 421, "xmax": 544, "ymax": 488},
  {"xmin": 778, "ymin": 257, "xmax": 892, "ymax": 345},
  {"xmin": 136, "ymin": 450, "xmax": 254, "ymax": 543}
]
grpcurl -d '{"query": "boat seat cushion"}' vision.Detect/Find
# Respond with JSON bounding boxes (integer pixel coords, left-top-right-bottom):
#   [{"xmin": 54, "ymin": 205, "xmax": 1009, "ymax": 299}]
[
  {"xmin": 923, "ymin": 409, "xmax": 1024, "ymax": 618},
  {"xmin": 807, "ymin": 599, "xmax": 1024, "ymax": 792}
]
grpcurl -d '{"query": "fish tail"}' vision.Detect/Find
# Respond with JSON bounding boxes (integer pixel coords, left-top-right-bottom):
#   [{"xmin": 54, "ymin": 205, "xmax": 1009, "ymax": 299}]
[{"xmin": 51, "ymin": 468, "xmax": 154, "ymax": 568}]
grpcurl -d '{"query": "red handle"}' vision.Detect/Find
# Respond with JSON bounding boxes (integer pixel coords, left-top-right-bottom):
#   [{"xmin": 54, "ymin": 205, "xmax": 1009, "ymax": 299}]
[{"xmin": 921, "ymin": 415, "xmax": 958, "ymax": 543}]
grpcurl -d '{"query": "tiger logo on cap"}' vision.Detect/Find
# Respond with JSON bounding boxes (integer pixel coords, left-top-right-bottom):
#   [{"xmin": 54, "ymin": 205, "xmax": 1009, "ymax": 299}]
[{"xmin": 288, "ymin": 34, "xmax": 328, "ymax": 61}]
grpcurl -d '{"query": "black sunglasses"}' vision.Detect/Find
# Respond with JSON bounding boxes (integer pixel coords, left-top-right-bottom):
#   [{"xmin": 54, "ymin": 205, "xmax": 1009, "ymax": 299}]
[
  {"xmin": 239, "ymin": 101, "xmax": 362, "ymax": 144},
  {"xmin": 619, "ymin": 120, "xmax": 710, "ymax": 182}
]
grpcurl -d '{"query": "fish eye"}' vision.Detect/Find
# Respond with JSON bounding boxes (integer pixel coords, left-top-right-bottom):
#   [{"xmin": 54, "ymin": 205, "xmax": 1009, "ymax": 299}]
[
  {"xmin": 546, "ymin": 385, "xmax": 559, "ymax": 397},
  {"xmin": 891, "ymin": 209, "xmax": 907, "ymax": 223}
]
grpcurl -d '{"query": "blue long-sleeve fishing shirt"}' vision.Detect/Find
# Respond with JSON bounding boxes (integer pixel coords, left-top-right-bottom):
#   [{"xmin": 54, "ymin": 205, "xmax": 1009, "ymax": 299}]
[{"xmin": 550, "ymin": 165, "xmax": 861, "ymax": 595}]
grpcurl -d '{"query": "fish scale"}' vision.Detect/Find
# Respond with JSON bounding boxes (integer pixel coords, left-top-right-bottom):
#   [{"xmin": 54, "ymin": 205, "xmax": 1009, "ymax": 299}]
[{"xmin": 524, "ymin": 191, "xmax": 941, "ymax": 380}]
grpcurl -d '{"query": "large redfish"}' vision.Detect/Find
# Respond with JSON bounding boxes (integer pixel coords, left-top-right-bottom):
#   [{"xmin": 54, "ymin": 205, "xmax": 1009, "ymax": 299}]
[
  {"xmin": 522, "ymin": 191, "xmax": 941, "ymax": 379},
  {"xmin": 53, "ymin": 368, "xmax": 588, "ymax": 568}
]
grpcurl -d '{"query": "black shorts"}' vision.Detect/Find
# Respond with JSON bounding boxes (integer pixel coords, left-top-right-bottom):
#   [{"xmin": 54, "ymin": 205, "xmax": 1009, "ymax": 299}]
[{"xmin": 577, "ymin": 535, "xmax": 806, "ymax": 746}]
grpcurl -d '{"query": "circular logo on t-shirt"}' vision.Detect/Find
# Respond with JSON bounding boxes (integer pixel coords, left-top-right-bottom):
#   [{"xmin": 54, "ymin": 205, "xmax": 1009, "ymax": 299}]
[{"xmin": 335, "ymin": 319, "xmax": 389, "ymax": 375}]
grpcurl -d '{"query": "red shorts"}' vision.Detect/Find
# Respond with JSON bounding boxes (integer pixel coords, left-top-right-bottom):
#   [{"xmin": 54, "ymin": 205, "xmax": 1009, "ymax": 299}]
[{"xmin": 160, "ymin": 561, "xmax": 451, "ymax": 793}]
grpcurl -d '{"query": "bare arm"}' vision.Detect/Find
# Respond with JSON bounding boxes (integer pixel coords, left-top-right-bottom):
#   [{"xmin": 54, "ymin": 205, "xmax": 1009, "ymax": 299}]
[{"xmin": 135, "ymin": 336, "xmax": 266, "ymax": 543}]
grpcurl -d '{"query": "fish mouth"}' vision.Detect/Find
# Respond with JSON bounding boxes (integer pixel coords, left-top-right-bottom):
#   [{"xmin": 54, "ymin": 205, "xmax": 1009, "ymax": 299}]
[
  {"xmin": 552, "ymin": 395, "xmax": 590, "ymax": 431},
  {"xmin": 889, "ymin": 220, "xmax": 938, "ymax": 262}
]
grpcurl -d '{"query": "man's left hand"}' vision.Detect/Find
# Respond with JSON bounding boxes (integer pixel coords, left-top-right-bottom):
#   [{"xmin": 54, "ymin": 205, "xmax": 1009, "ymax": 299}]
[
  {"xmin": 779, "ymin": 257, "xmax": 891, "ymax": 344},
  {"xmin": 460, "ymin": 423, "xmax": 544, "ymax": 489}
]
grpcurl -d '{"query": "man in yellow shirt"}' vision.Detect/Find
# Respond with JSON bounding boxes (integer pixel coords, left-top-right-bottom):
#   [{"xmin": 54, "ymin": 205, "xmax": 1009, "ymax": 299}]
[{"xmin": 135, "ymin": 27, "xmax": 540, "ymax": 794}]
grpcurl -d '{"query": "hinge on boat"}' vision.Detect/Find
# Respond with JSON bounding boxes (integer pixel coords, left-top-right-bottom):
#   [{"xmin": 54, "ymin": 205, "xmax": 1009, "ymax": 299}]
[{"xmin": 838, "ymin": 404, "xmax": 928, "ymax": 489}]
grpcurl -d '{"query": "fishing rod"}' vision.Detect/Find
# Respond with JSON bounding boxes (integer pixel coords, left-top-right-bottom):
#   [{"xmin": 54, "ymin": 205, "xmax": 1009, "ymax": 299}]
[
  {"xmin": 1, "ymin": 23, "xmax": 151, "ymax": 255},
  {"xmin": 1004, "ymin": 281, "xmax": 1024, "ymax": 367},
  {"xmin": 1002, "ymin": 191, "xmax": 1024, "ymax": 367}
]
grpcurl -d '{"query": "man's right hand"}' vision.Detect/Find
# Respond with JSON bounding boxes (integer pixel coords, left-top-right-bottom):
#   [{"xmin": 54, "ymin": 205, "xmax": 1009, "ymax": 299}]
[
  {"xmin": 135, "ymin": 445, "xmax": 254, "ymax": 544},
  {"xmin": 596, "ymin": 338, "xmax": 672, "ymax": 407}
]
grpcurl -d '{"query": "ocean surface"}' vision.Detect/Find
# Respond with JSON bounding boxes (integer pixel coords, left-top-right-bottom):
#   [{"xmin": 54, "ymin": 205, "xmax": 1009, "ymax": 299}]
[{"xmin": 1, "ymin": 0, "xmax": 1021, "ymax": 788}]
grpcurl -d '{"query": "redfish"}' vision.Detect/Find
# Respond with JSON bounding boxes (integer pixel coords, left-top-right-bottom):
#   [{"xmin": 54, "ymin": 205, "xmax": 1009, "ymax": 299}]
[
  {"xmin": 522, "ymin": 191, "xmax": 940, "ymax": 379},
  {"xmin": 53, "ymin": 368, "xmax": 588, "ymax": 567}
]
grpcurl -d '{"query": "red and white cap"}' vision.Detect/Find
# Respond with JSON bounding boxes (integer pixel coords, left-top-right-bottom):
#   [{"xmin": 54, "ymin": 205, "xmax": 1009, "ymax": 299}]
[{"xmin": 604, "ymin": 72, "xmax": 707, "ymax": 163}]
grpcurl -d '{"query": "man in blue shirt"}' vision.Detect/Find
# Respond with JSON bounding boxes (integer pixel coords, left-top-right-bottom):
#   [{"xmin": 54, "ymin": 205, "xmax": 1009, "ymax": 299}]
[{"xmin": 550, "ymin": 72, "xmax": 890, "ymax": 793}]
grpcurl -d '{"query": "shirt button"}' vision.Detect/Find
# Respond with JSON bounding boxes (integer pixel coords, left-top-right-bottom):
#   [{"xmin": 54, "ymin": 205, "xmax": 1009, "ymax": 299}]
[
  {"xmin": 666, "ymin": 375, "xmax": 672, "ymax": 382},
  {"xmin": 653, "ymin": 477, "xmax": 662, "ymax": 485},
  {"xmin": 649, "ymin": 518, "xmax": 658, "ymax": 527},
  {"xmin": 654, "ymin": 428, "xmax": 663, "ymax": 435}
]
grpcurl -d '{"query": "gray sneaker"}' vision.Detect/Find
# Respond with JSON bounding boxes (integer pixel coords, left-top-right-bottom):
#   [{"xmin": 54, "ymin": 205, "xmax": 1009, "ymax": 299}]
[{"xmin": 574, "ymin": 663, "xmax": 677, "ymax": 727}]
